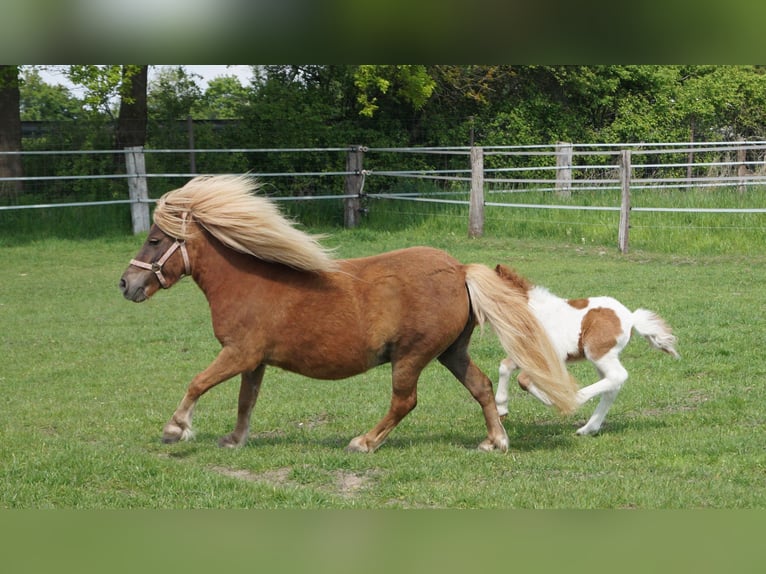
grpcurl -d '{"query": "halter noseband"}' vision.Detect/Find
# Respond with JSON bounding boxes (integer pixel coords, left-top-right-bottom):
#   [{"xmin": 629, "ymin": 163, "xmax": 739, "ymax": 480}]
[{"xmin": 129, "ymin": 239, "xmax": 191, "ymax": 289}]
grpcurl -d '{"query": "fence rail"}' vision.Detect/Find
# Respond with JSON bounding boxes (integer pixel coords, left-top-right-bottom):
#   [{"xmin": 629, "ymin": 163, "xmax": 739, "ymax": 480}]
[{"xmin": 2, "ymin": 141, "xmax": 765, "ymax": 252}]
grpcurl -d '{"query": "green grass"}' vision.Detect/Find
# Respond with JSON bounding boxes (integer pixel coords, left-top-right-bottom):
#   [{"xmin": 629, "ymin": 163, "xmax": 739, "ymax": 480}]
[
  {"xmin": 1, "ymin": 226, "xmax": 765, "ymax": 509},
  {"xmin": 365, "ymin": 184, "xmax": 766, "ymax": 256}
]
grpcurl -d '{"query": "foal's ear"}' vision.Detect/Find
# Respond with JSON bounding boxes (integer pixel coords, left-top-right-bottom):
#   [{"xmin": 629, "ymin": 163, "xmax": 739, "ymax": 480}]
[
  {"xmin": 494, "ymin": 264, "xmax": 533, "ymax": 291},
  {"xmin": 495, "ymin": 264, "xmax": 513, "ymax": 278}
]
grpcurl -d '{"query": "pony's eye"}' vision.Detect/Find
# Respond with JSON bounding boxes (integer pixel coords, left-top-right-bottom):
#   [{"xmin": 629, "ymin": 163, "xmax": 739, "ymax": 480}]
[{"xmin": 148, "ymin": 237, "xmax": 161, "ymax": 245}]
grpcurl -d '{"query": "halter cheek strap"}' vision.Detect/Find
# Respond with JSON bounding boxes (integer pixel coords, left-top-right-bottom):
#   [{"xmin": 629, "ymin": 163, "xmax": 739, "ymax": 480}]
[{"xmin": 129, "ymin": 240, "xmax": 191, "ymax": 289}]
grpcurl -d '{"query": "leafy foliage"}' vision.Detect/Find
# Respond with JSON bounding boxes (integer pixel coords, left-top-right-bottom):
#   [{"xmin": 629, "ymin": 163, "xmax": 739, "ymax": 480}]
[{"xmin": 8, "ymin": 65, "xmax": 766, "ymax": 232}]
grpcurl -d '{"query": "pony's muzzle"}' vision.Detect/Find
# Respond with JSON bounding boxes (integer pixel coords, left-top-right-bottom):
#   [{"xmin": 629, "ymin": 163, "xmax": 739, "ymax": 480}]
[{"xmin": 118, "ymin": 274, "xmax": 148, "ymax": 302}]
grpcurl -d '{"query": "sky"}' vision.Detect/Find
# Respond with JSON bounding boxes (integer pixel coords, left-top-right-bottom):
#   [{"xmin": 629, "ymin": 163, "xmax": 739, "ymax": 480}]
[
  {"xmin": 157, "ymin": 65, "xmax": 254, "ymax": 87},
  {"xmin": 35, "ymin": 65, "xmax": 254, "ymax": 95}
]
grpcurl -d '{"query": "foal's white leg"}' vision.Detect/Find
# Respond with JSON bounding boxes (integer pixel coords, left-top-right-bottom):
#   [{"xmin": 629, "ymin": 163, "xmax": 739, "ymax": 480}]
[
  {"xmin": 576, "ymin": 355, "xmax": 628, "ymax": 435},
  {"xmin": 514, "ymin": 370, "xmax": 554, "ymax": 407},
  {"xmin": 495, "ymin": 358, "xmax": 515, "ymax": 417},
  {"xmin": 526, "ymin": 384, "xmax": 554, "ymax": 406}
]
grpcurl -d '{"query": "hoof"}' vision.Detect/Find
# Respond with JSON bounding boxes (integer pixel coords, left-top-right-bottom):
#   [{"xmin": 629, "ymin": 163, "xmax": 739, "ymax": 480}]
[
  {"xmin": 346, "ymin": 435, "xmax": 373, "ymax": 453},
  {"xmin": 218, "ymin": 433, "xmax": 244, "ymax": 448},
  {"xmin": 477, "ymin": 437, "xmax": 509, "ymax": 453},
  {"xmin": 162, "ymin": 422, "xmax": 194, "ymax": 443},
  {"xmin": 576, "ymin": 426, "xmax": 599, "ymax": 436}
]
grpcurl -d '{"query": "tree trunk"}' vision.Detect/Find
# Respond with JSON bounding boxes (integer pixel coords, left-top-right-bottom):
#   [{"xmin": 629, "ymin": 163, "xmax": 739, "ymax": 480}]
[
  {"xmin": 115, "ymin": 65, "xmax": 148, "ymax": 171},
  {"xmin": 0, "ymin": 65, "xmax": 23, "ymax": 196}
]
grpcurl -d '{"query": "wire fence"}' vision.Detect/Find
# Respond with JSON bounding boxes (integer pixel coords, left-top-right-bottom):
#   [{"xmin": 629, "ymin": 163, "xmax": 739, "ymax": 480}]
[{"xmin": 2, "ymin": 142, "xmax": 765, "ymax": 243}]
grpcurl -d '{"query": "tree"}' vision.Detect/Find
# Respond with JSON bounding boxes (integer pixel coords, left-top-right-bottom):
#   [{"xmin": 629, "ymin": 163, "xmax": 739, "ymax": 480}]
[
  {"xmin": 353, "ymin": 65, "xmax": 436, "ymax": 117},
  {"xmin": 115, "ymin": 65, "xmax": 148, "ymax": 150},
  {"xmin": 66, "ymin": 65, "xmax": 124, "ymax": 118},
  {"xmin": 0, "ymin": 65, "xmax": 22, "ymax": 195},
  {"xmin": 67, "ymin": 64, "xmax": 149, "ymax": 152},
  {"xmin": 147, "ymin": 66, "xmax": 202, "ymax": 120},
  {"xmin": 194, "ymin": 75, "xmax": 250, "ymax": 119},
  {"xmin": 19, "ymin": 67, "xmax": 83, "ymax": 121}
]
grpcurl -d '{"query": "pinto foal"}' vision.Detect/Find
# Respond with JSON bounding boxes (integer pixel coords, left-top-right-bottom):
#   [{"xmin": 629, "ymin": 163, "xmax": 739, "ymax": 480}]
[{"xmin": 494, "ymin": 265, "xmax": 679, "ymax": 435}]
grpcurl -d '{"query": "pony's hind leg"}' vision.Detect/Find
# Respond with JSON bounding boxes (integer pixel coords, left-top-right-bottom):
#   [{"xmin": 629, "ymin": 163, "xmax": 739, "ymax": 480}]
[
  {"xmin": 441, "ymin": 342, "xmax": 509, "ymax": 452},
  {"xmin": 495, "ymin": 358, "xmax": 516, "ymax": 418},
  {"xmin": 346, "ymin": 359, "xmax": 423, "ymax": 453},
  {"xmin": 219, "ymin": 365, "xmax": 266, "ymax": 448}
]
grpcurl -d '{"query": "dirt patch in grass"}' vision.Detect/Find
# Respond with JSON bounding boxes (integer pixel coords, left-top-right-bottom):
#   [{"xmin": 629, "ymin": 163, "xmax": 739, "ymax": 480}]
[
  {"xmin": 333, "ymin": 469, "xmax": 371, "ymax": 498},
  {"xmin": 211, "ymin": 465, "xmax": 292, "ymax": 485},
  {"xmin": 210, "ymin": 465, "xmax": 374, "ymax": 499}
]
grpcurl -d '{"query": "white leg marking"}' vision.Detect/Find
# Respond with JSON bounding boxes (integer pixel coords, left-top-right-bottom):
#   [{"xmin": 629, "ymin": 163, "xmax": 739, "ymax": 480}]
[{"xmin": 496, "ymin": 359, "xmax": 514, "ymax": 417}]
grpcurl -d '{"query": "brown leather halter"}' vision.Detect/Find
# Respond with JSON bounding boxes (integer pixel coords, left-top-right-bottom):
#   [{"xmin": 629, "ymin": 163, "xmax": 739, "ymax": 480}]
[{"xmin": 129, "ymin": 239, "xmax": 191, "ymax": 288}]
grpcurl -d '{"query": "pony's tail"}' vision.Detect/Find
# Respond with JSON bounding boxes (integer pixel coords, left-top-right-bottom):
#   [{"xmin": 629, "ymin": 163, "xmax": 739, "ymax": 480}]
[
  {"xmin": 632, "ymin": 309, "xmax": 680, "ymax": 359},
  {"xmin": 464, "ymin": 264, "xmax": 579, "ymax": 415}
]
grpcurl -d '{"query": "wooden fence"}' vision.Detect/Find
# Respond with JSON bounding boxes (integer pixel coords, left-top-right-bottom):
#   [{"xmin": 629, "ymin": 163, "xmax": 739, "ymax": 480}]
[{"xmin": 3, "ymin": 141, "xmax": 766, "ymax": 253}]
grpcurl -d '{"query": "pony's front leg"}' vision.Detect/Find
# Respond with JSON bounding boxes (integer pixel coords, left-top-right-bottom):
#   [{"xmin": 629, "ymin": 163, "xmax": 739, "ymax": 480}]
[
  {"xmin": 495, "ymin": 358, "xmax": 516, "ymax": 418},
  {"xmin": 219, "ymin": 365, "xmax": 266, "ymax": 448},
  {"xmin": 162, "ymin": 347, "xmax": 247, "ymax": 444}
]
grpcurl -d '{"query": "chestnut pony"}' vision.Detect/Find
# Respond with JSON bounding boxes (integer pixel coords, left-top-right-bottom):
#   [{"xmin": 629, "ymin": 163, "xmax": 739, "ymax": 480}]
[{"xmin": 119, "ymin": 175, "xmax": 577, "ymax": 452}]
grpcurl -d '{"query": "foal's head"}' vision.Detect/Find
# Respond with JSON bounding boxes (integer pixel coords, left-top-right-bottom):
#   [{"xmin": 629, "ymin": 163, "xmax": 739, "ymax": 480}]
[{"xmin": 119, "ymin": 224, "xmax": 192, "ymax": 302}]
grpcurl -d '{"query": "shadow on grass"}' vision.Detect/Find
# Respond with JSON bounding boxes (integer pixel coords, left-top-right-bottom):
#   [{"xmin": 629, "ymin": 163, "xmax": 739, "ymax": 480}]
[
  {"xmin": 168, "ymin": 427, "xmax": 570, "ymax": 453},
  {"xmin": 505, "ymin": 415, "xmax": 671, "ymax": 450},
  {"xmin": 152, "ymin": 412, "xmax": 671, "ymax": 457}
]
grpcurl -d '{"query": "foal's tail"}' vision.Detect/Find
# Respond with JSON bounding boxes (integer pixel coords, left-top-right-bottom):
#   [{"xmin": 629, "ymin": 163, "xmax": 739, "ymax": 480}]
[
  {"xmin": 464, "ymin": 264, "xmax": 579, "ymax": 415},
  {"xmin": 632, "ymin": 309, "xmax": 681, "ymax": 359}
]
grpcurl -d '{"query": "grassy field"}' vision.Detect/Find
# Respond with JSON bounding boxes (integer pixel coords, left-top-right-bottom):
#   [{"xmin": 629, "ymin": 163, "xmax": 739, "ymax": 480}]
[{"xmin": 1, "ymin": 221, "xmax": 765, "ymax": 509}]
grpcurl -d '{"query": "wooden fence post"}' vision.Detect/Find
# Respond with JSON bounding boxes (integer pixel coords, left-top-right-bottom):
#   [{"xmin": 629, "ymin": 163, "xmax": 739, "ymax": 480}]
[
  {"xmin": 556, "ymin": 142, "xmax": 572, "ymax": 198},
  {"xmin": 469, "ymin": 146, "xmax": 484, "ymax": 238},
  {"xmin": 187, "ymin": 115, "xmax": 196, "ymax": 174},
  {"xmin": 344, "ymin": 145, "xmax": 364, "ymax": 228},
  {"xmin": 125, "ymin": 146, "xmax": 150, "ymax": 234},
  {"xmin": 737, "ymin": 139, "xmax": 747, "ymax": 194},
  {"xmin": 618, "ymin": 149, "xmax": 631, "ymax": 254}
]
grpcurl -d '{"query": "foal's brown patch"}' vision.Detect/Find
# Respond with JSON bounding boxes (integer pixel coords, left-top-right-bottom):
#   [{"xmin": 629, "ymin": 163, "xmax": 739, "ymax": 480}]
[
  {"xmin": 579, "ymin": 307, "xmax": 622, "ymax": 360},
  {"xmin": 567, "ymin": 298, "xmax": 589, "ymax": 310}
]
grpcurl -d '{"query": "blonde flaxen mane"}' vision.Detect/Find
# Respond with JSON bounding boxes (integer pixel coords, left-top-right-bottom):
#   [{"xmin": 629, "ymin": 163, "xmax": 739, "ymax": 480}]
[{"xmin": 153, "ymin": 175, "xmax": 338, "ymax": 272}]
